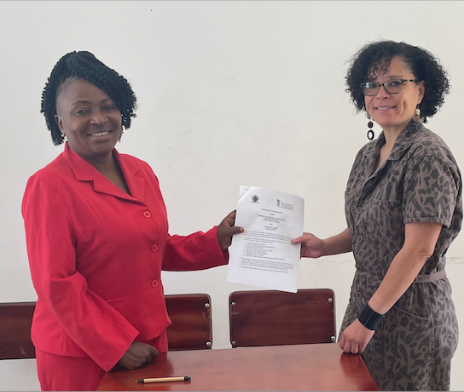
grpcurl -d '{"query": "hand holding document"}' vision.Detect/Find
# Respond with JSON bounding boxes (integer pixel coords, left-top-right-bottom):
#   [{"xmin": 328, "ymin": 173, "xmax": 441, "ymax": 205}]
[{"xmin": 227, "ymin": 186, "xmax": 304, "ymax": 293}]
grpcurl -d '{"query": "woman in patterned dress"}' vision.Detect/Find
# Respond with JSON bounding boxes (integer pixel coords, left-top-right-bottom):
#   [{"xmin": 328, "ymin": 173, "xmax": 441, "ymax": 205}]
[{"xmin": 292, "ymin": 41, "xmax": 462, "ymax": 390}]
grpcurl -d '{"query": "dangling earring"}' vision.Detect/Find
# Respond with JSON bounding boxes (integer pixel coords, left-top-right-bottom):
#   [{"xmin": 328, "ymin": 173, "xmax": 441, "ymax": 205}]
[
  {"xmin": 367, "ymin": 114, "xmax": 375, "ymax": 140},
  {"xmin": 61, "ymin": 130, "xmax": 66, "ymax": 140},
  {"xmin": 119, "ymin": 125, "xmax": 124, "ymax": 141},
  {"xmin": 413, "ymin": 105, "xmax": 421, "ymax": 122}
]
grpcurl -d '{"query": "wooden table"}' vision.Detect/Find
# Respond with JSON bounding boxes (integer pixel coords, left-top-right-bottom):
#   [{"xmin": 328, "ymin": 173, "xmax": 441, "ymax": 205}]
[{"xmin": 97, "ymin": 343, "xmax": 378, "ymax": 391}]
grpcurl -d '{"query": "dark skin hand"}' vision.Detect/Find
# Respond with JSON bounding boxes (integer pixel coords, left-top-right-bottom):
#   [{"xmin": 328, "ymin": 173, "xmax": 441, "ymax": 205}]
[
  {"xmin": 118, "ymin": 341, "xmax": 159, "ymax": 370},
  {"xmin": 217, "ymin": 210, "xmax": 244, "ymax": 249}
]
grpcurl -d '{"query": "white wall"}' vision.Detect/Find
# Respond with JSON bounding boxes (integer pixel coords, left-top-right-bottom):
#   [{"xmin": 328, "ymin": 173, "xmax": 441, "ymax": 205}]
[{"xmin": 1, "ymin": 1, "xmax": 464, "ymax": 390}]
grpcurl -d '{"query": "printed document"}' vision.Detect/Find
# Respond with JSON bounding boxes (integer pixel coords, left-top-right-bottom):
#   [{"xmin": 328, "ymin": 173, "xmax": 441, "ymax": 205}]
[{"xmin": 227, "ymin": 186, "xmax": 304, "ymax": 293}]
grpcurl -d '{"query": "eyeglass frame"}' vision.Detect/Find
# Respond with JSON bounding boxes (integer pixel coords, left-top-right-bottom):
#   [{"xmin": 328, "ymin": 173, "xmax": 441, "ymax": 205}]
[{"xmin": 359, "ymin": 79, "xmax": 420, "ymax": 96}]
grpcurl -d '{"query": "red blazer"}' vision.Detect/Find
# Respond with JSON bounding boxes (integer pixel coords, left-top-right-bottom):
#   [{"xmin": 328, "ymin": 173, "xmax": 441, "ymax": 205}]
[{"xmin": 22, "ymin": 143, "xmax": 227, "ymax": 371}]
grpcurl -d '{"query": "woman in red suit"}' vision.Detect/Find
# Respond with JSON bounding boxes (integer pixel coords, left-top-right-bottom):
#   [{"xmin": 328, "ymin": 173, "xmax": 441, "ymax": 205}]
[{"xmin": 21, "ymin": 51, "xmax": 242, "ymax": 391}]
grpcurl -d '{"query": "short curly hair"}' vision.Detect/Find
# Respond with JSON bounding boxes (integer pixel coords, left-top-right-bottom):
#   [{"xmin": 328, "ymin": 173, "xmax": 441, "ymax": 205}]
[
  {"xmin": 41, "ymin": 51, "xmax": 137, "ymax": 145},
  {"xmin": 345, "ymin": 40, "xmax": 450, "ymax": 123}
]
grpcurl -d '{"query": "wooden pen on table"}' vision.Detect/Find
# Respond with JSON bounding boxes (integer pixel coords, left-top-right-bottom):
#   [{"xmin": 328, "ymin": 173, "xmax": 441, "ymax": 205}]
[{"xmin": 136, "ymin": 376, "xmax": 191, "ymax": 384}]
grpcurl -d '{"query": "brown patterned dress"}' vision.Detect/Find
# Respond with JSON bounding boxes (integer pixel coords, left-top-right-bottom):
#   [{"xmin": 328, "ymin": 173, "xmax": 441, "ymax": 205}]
[{"xmin": 340, "ymin": 121, "xmax": 462, "ymax": 390}]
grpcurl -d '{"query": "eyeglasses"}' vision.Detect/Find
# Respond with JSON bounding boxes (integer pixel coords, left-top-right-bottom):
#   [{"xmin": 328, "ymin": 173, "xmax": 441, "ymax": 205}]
[{"xmin": 359, "ymin": 79, "xmax": 418, "ymax": 96}]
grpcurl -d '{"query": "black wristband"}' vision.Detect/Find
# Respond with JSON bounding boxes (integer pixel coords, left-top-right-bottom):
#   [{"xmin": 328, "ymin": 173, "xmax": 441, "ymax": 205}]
[{"xmin": 357, "ymin": 303, "xmax": 384, "ymax": 330}]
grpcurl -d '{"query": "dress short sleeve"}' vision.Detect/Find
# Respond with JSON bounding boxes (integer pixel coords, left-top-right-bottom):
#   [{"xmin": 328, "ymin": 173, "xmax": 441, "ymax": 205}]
[{"xmin": 402, "ymin": 155, "xmax": 459, "ymax": 228}]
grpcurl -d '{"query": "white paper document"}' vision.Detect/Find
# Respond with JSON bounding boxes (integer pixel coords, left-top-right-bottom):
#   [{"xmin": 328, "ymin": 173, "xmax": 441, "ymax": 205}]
[{"xmin": 227, "ymin": 186, "xmax": 304, "ymax": 293}]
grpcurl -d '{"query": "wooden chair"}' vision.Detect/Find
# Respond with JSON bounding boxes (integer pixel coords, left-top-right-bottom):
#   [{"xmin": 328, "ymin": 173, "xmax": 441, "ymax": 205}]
[
  {"xmin": 165, "ymin": 293, "xmax": 213, "ymax": 350},
  {"xmin": 0, "ymin": 294, "xmax": 212, "ymax": 359},
  {"xmin": 229, "ymin": 289, "xmax": 336, "ymax": 348},
  {"xmin": 0, "ymin": 301, "xmax": 36, "ymax": 359}
]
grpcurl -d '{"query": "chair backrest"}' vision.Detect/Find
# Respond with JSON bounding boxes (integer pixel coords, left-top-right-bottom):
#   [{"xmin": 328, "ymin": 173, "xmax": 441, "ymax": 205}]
[
  {"xmin": 229, "ymin": 289, "xmax": 335, "ymax": 348},
  {"xmin": 0, "ymin": 302, "xmax": 36, "ymax": 359},
  {"xmin": 165, "ymin": 293, "xmax": 213, "ymax": 350},
  {"xmin": 0, "ymin": 294, "xmax": 212, "ymax": 359}
]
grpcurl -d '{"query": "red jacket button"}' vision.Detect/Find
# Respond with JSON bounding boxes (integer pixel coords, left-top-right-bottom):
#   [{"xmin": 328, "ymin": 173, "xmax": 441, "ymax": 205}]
[
  {"xmin": 151, "ymin": 280, "xmax": 159, "ymax": 288},
  {"xmin": 151, "ymin": 244, "xmax": 158, "ymax": 252},
  {"xmin": 144, "ymin": 211, "xmax": 151, "ymax": 218}
]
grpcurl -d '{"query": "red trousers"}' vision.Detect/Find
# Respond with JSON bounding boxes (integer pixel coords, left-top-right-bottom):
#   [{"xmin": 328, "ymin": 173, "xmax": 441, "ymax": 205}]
[{"xmin": 36, "ymin": 332, "xmax": 168, "ymax": 391}]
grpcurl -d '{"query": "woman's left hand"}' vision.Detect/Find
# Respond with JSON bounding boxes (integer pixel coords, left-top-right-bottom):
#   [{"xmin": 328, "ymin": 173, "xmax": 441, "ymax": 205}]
[
  {"xmin": 339, "ymin": 319, "xmax": 375, "ymax": 354},
  {"xmin": 217, "ymin": 210, "xmax": 244, "ymax": 249}
]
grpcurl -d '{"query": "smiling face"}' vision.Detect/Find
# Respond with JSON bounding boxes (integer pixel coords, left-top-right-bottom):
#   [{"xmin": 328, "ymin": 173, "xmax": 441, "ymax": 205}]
[
  {"xmin": 365, "ymin": 56, "xmax": 425, "ymax": 135},
  {"xmin": 55, "ymin": 78, "xmax": 122, "ymax": 161}
]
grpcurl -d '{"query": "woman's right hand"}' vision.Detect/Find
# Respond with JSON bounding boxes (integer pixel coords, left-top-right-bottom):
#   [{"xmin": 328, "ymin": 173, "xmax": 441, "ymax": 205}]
[
  {"xmin": 118, "ymin": 341, "xmax": 159, "ymax": 370},
  {"xmin": 291, "ymin": 232, "xmax": 325, "ymax": 258}
]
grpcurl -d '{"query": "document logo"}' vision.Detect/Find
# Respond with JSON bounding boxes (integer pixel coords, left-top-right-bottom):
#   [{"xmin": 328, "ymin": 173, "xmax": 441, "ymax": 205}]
[
  {"xmin": 251, "ymin": 195, "xmax": 259, "ymax": 203},
  {"xmin": 277, "ymin": 199, "xmax": 294, "ymax": 210}
]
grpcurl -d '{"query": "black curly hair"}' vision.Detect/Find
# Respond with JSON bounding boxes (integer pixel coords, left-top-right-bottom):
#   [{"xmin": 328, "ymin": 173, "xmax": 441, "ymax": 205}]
[
  {"xmin": 41, "ymin": 51, "xmax": 137, "ymax": 145},
  {"xmin": 346, "ymin": 40, "xmax": 450, "ymax": 123}
]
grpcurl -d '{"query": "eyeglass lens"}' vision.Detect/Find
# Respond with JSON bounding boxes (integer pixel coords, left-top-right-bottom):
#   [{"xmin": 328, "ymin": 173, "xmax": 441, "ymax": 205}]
[{"xmin": 363, "ymin": 80, "xmax": 407, "ymax": 96}]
